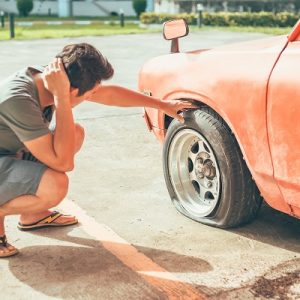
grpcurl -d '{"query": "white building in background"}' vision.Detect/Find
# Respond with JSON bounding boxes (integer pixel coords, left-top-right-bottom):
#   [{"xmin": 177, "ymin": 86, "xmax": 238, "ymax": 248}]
[
  {"xmin": 154, "ymin": 0, "xmax": 297, "ymax": 14},
  {"xmin": 153, "ymin": 0, "xmax": 232, "ymax": 14},
  {"xmin": 0, "ymin": 0, "xmax": 296, "ymax": 17},
  {"xmin": 0, "ymin": 0, "xmax": 140, "ymax": 17},
  {"xmin": 154, "ymin": 0, "xmax": 179, "ymax": 14}
]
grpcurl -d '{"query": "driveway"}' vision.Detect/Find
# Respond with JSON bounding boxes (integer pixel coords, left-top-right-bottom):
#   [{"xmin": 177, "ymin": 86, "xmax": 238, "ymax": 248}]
[{"xmin": 0, "ymin": 31, "xmax": 299, "ymax": 300}]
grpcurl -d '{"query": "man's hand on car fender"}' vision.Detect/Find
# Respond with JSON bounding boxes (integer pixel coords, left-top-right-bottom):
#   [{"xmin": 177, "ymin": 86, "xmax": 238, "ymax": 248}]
[{"xmin": 162, "ymin": 100, "xmax": 198, "ymax": 123}]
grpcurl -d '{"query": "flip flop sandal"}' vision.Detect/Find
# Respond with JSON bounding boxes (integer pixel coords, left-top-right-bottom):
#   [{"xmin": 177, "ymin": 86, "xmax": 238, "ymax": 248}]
[
  {"xmin": 0, "ymin": 235, "xmax": 19, "ymax": 258},
  {"xmin": 17, "ymin": 211, "xmax": 78, "ymax": 231}
]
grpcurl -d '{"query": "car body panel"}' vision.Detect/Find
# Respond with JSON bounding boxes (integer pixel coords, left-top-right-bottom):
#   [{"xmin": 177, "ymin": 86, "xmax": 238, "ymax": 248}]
[
  {"xmin": 288, "ymin": 19, "xmax": 300, "ymax": 42},
  {"xmin": 268, "ymin": 40, "xmax": 300, "ymax": 212},
  {"xmin": 139, "ymin": 34, "xmax": 299, "ymax": 217}
]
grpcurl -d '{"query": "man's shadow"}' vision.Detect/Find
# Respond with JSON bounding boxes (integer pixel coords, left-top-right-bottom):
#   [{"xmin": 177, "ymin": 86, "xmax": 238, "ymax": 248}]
[
  {"xmin": 7, "ymin": 203, "xmax": 300, "ymax": 299},
  {"xmin": 8, "ymin": 227, "xmax": 213, "ymax": 299}
]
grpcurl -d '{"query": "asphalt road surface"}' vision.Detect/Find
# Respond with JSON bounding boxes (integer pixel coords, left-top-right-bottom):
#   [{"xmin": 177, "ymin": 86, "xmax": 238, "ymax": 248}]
[{"xmin": 0, "ymin": 31, "xmax": 299, "ymax": 300}]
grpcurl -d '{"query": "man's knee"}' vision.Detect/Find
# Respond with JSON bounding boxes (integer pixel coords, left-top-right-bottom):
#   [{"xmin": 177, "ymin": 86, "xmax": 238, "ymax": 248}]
[
  {"xmin": 36, "ymin": 169, "xmax": 69, "ymax": 208},
  {"xmin": 75, "ymin": 123, "xmax": 85, "ymax": 153}
]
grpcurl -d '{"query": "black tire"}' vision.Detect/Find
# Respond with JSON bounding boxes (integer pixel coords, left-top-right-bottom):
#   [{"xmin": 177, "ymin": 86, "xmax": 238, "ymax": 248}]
[{"xmin": 163, "ymin": 108, "xmax": 262, "ymax": 228}]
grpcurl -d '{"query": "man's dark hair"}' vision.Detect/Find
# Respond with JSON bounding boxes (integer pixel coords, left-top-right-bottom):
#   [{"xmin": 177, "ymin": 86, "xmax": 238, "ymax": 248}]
[{"xmin": 56, "ymin": 43, "xmax": 114, "ymax": 96}]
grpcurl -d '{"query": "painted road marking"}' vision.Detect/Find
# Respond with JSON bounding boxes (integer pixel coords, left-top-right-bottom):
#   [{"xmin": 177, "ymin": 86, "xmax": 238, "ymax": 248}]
[{"xmin": 59, "ymin": 199, "xmax": 206, "ymax": 300}]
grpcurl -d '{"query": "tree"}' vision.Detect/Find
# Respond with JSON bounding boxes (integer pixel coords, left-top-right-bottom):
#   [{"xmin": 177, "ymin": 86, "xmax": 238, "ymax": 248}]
[
  {"xmin": 17, "ymin": 0, "xmax": 33, "ymax": 17},
  {"xmin": 133, "ymin": 0, "xmax": 147, "ymax": 18}
]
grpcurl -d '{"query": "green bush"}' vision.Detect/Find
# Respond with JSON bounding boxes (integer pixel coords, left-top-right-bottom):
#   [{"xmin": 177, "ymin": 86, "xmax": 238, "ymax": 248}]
[
  {"xmin": 140, "ymin": 12, "xmax": 197, "ymax": 25},
  {"xmin": 132, "ymin": 0, "xmax": 147, "ymax": 18},
  {"xmin": 140, "ymin": 12, "xmax": 300, "ymax": 27},
  {"xmin": 202, "ymin": 12, "xmax": 231, "ymax": 26},
  {"xmin": 17, "ymin": 0, "xmax": 33, "ymax": 17},
  {"xmin": 275, "ymin": 12, "xmax": 299, "ymax": 27}
]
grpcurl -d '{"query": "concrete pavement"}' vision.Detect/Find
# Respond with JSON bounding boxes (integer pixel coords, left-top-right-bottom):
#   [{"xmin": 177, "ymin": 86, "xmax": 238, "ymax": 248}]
[{"xmin": 0, "ymin": 31, "xmax": 299, "ymax": 300}]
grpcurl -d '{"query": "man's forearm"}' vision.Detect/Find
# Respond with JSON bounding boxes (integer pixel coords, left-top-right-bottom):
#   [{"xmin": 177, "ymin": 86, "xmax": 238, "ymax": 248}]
[
  {"xmin": 89, "ymin": 84, "xmax": 196, "ymax": 124},
  {"xmin": 53, "ymin": 97, "xmax": 76, "ymax": 170},
  {"xmin": 89, "ymin": 85, "xmax": 164, "ymax": 109}
]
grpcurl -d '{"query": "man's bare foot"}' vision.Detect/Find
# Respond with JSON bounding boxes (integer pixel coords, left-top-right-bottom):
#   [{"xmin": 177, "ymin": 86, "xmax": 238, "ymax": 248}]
[
  {"xmin": 0, "ymin": 217, "xmax": 18, "ymax": 257},
  {"xmin": 0, "ymin": 237, "xmax": 18, "ymax": 257},
  {"xmin": 19, "ymin": 210, "xmax": 77, "ymax": 225}
]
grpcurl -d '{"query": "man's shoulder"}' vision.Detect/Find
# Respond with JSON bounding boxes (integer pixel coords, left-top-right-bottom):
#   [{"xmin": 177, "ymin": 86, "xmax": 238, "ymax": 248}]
[
  {"xmin": 0, "ymin": 65, "xmax": 43, "ymax": 106},
  {"xmin": 28, "ymin": 65, "xmax": 45, "ymax": 74}
]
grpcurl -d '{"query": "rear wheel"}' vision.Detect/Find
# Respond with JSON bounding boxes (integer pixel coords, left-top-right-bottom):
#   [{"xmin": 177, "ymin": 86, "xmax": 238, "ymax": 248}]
[{"xmin": 163, "ymin": 108, "xmax": 262, "ymax": 228}]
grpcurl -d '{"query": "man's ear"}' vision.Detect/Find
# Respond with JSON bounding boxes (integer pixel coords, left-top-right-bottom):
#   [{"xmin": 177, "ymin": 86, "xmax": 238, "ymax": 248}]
[{"xmin": 70, "ymin": 87, "xmax": 79, "ymax": 96}]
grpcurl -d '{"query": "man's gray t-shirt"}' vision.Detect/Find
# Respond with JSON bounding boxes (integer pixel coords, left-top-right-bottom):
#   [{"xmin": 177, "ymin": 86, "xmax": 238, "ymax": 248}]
[{"xmin": 0, "ymin": 66, "xmax": 51, "ymax": 157}]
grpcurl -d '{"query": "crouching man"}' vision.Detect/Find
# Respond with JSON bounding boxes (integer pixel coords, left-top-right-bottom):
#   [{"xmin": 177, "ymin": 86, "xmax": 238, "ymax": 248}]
[{"xmin": 0, "ymin": 43, "xmax": 195, "ymax": 257}]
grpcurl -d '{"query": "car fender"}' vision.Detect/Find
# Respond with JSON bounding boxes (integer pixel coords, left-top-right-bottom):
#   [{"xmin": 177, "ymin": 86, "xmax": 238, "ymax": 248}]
[
  {"xmin": 140, "ymin": 35, "xmax": 291, "ymax": 214},
  {"xmin": 157, "ymin": 89, "xmax": 291, "ymax": 215}
]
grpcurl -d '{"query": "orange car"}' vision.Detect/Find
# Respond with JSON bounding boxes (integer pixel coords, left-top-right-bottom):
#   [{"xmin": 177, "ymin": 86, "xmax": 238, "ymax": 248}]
[{"xmin": 139, "ymin": 19, "xmax": 300, "ymax": 228}]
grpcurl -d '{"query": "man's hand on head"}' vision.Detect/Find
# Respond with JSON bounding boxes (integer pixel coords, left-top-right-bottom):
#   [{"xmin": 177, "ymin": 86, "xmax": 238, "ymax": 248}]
[{"xmin": 42, "ymin": 58, "xmax": 71, "ymax": 105}]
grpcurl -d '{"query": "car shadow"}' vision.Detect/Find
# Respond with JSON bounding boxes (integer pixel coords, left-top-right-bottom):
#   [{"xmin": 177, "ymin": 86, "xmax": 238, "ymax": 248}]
[
  {"xmin": 228, "ymin": 202, "xmax": 300, "ymax": 253},
  {"xmin": 8, "ymin": 227, "xmax": 213, "ymax": 299}
]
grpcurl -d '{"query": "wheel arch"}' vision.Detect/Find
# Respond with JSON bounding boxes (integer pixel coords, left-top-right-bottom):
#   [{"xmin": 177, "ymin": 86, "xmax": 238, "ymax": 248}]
[
  {"xmin": 162, "ymin": 93, "xmax": 241, "ymax": 154},
  {"xmin": 162, "ymin": 93, "xmax": 255, "ymax": 184},
  {"xmin": 165, "ymin": 100, "xmax": 230, "ymax": 132},
  {"xmin": 162, "ymin": 92, "xmax": 232, "ymax": 130}
]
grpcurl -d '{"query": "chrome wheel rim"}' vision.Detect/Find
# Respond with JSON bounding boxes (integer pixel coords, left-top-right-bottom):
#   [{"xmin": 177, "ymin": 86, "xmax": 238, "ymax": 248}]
[{"xmin": 168, "ymin": 129, "xmax": 221, "ymax": 217}]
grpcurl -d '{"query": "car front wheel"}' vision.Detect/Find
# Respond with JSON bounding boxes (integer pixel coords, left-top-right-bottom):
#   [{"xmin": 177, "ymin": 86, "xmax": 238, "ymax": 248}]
[{"xmin": 163, "ymin": 108, "xmax": 262, "ymax": 228}]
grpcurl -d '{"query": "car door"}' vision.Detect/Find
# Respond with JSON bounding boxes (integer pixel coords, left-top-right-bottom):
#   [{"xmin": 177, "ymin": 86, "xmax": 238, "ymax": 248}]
[{"xmin": 268, "ymin": 39, "xmax": 300, "ymax": 210}]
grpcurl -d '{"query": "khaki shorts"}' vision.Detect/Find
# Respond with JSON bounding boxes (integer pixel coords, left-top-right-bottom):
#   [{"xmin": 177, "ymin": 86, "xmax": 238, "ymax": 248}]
[{"xmin": 0, "ymin": 155, "xmax": 47, "ymax": 206}]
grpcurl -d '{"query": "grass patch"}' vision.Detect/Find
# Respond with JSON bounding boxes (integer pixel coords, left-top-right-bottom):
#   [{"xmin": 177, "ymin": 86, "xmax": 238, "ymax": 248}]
[
  {"xmin": 0, "ymin": 24, "xmax": 159, "ymax": 40},
  {"xmin": 0, "ymin": 23, "xmax": 292, "ymax": 41},
  {"xmin": 12, "ymin": 15, "xmax": 138, "ymax": 22}
]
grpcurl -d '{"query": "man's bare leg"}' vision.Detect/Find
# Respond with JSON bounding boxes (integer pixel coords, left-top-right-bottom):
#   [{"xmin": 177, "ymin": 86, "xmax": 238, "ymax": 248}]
[
  {"xmin": 0, "ymin": 168, "xmax": 69, "ymax": 254},
  {"xmin": 19, "ymin": 123, "xmax": 85, "ymax": 225},
  {"xmin": 0, "ymin": 169, "xmax": 68, "ymax": 216}
]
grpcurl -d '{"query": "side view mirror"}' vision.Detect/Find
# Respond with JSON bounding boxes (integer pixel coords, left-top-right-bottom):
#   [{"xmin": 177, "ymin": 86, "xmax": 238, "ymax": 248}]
[{"xmin": 163, "ymin": 19, "xmax": 189, "ymax": 53}]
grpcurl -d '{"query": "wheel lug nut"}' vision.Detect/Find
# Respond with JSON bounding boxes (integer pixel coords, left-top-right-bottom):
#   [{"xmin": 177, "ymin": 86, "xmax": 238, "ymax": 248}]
[
  {"xmin": 198, "ymin": 172, "xmax": 204, "ymax": 179},
  {"xmin": 207, "ymin": 181, "xmax": 212, "ymax": 188}
]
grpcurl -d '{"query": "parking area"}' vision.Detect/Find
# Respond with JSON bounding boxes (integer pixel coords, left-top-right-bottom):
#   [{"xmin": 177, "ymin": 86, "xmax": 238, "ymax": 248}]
[{"xmin": 0, "ymin": 31, "xmax": 299, "ymax": 300}]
